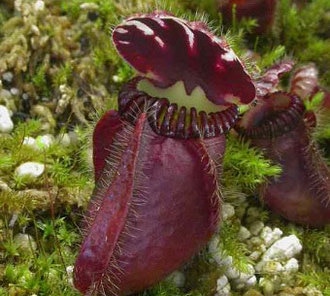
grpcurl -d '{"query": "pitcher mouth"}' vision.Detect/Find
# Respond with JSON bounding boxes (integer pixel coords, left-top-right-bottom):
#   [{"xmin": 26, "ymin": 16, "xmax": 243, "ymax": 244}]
[
  {"xmin": 118, "ymin": 77, "xmax": 239, "ymax": 139},
  {"xmin": 235, "ymin": 92, "xmax": 306, "ymax": 139}
]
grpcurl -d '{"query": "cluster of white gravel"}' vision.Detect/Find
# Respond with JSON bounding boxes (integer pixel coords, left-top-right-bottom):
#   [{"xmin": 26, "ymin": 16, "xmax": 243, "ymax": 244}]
[{"xmin": 208, "ymin": 201, "xmax": 309, "ymax": 296}]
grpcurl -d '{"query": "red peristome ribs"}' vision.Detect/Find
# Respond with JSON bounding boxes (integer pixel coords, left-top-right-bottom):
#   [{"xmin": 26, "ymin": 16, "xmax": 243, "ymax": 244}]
[
  {"xmin": 73, "ymin": 114, "xmax": 148, "ymax": 295},
  {"xmin": 113, "ymin": 13, "xmax": 255, "ymax": 106}
]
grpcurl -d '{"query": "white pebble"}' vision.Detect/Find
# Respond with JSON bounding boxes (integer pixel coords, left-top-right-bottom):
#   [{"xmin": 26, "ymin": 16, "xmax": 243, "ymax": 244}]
[
  {"xmin": 15, "ymin": 162, "xmax": 45, "ymax": 178},
  {"xmin": 13, "ymin": 233, "xmax": 37, "ymax": 253},
  {"xmin": 263, "ymin": 235, "xmax": 302, "ymax": 261},
  {"xmin": 0, "ymin": 180, "xmax": 11, "ymax": 191},
  {"xmin": 0, "ymin": 89, "xmax": 12, "ymax": 100},
  {"xmin": 249, "ymin": 221, "xmax": 264, "ymax": 236},
  {"xmin": 222, "ymin": 203, "xmax": 235, "ymax": 220},
  {"xmin": 208, "ymin": 236, "xmax": 219, "ymax": 254},
  {"xmin": 216, "ymin": 275, "xmax": 228, "ymax": 289},
  {"xmin": 167, "ymin": 271, "xmax": 185, "ymax": 288},
  {"xmin": 34, "ymin": 0, "xmax": 45, "ymax": 11},
  {"xmin": 246, "ymin": 207, "xmax": 260, "ymax": 219},
  {"xmin": 0, "ymin": 105, "xmax": 14, "ymax": 133},
  {"xmin": 237, "ymin": 226, "xmax": 251, "ymax": 241},
  {"xmin": 232, "ymin": 264, "xmax": 256, "ymax": 289},
  {"xmin": 248, "ymin": 236, "xmax": 264, "ymax": 247},
  {"xmin": 66, "ymin": 265, "xmax": 74, "ymax": 286},
  {"xmin": 23, "ymin": 136, "xmax": 37, "ymax": 148},
  {"xmin": 225, "ymin": 266, "xmax": 240, "ymax": 280},
  {"xmin": 216, "ymin": 255, "xmax": 233, "ymax": 268},
  {"xmin": 216, "ymin": 276, "xmax": 231, "ymax": 296},
  {"xmin": 80, "ymin": 2, "xmax": 99, "ymax": 10},
  {"xmin": 35, "ymin": 134, "xmax": 54, "ymax": 149},
  {"xmin": 259, "ymin": 277, "xmax": 275, "ymax": 296},
  {"xmin": 249, "ymin": 250, "xmax": 262, "ymax": 261},
  {"xmin": 10, "ymin": 88, "xmax": 20, "ymax": 96},
  {"xmin": 260, "ymin": 227, "xmax": 283, "ymax": 247},
  {"xmin": 256, "ymin": 261, "xmax": 283, "ymax": 274},
  {"xmin": 68, "ymin": 131, "xmax": 78, "ymax": 144},
  {"xmin": 283, "ymin": 258, "xmax": 299, "ymax": 273},
  {"xmin": 245, "ymin": 275, "xmax": 257, "ymax": 287},
  {"xmin": 112, "ymin": 75, "xmax": 121, "ymax": 82},
  {"xmin": 302, "ymin": 286, "xmax": 323, "ymax": 296},
  {"xmin": 2, "ymin": 71, "xmax": 14, "ymax": 83},
  {"xmin": 58, "ymin": 133, "xmax": 71, "ymax": 147}
]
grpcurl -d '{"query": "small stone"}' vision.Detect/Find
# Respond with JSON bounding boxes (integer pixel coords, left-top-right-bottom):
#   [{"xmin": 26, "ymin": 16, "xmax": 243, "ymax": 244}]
[
  {"xmin": 208, "ymin": 236, "xmax": 219, "ymax": 254},
  {"xmin": 216, "ymin": 275, "xmax": 228, "ymax": 289},
  {"xmin": 0, "ymin": 105, "xmax": 14, "ymax": 133},
  {"xmin": 2, "ymin": 71, "xmax": 14, "ymax": 83},
  {"xmin": 167, "ymin": 270, "xmax": 185, "ymax": 288},
  {"xmin": 112, "ymin": 75, "xmax": 121, "ymax": 83},
  {"xmin": 238, "ymin": 226, "xmax": 251, "ymax": 241},
  {"xmin": 249, "ymin": 250, "xmax": 262, "ymax": 261},
  {"xmin": 256, "ymin": 261, "xmax": 283, "ymax": 274},
  {"xmin": 9, "ymin": 213, "xmax": 18, "ymax": 227},
  {"xmin": 68, "ymin": 131, "xmax": 79, "ymax": 144},
  {"xmin": 35, "ymin": 134, "xmax": 54, "ymax": 149},
  {"xmin": 243, "ymin": 289, "xmax": 263, "ymax": 296},
  {"xmin": 246, "ymin": 207, "xmax": 260, "ymax": 219},
  {"xmin": 249, "ymin": 221, "xmax": 264, "ymax": 236},
  {"xmin": 80, "ymin": 2, "xmax": 99, "ymax": 10},
  {"xmin": 214, "ymin": 253, "xmax": 232, "ymax": 267},
  {"xmin": 260, "ymin": 227, "xmax": 283, "ymax": 247},
  {"xmin": 216, "ymin": 277, "xmax": 231, "ymax": 296},
  {"xmin": 22, "ymin": 93, "xmax": 29, "ymax": 100},
  {"xmin": 259, "ymin": 278, "xmax": 274, "ymax": 296},
  {"xmin": 10, "ymin": 88, "xmax": 20, "ymax": 96},
  {"xmin": 245, "ymin": 276, "xmax": 257, "ymax": 288},
  {"xmin": 15, "ymin": 162, "xmax": 45, "ymax": 178},
  {"xmin": 248, "ymin": 236, "xmax": 263, "ymax": 247},
  {"xmin": 234, "ymin": 202, "xmax": 248, "ymax": 219},
  {"xmin": 31, "ymin": 24, "xmax": 40, "ymax": 35},
  {"xmin": 13, "ymin": 233, "xmax": 37, "ymax": 253},
  {"xmin": 0, "ymin": 89, "xmax": 12, "ymax": 100},
  {"xmin": 0, "ymin": 180, "xmax": 11, "ymax": 191},
  {"xmin": 225, "ymin": 266, "xmax": 240, "ymax": 280},
  {"xmin": 23, "ymin": 136, "xmax": 37, "ymax": 148},
  {"xmin": 66, "ymin": 265, "xmax": 74, "ymax": 286},
  {"xmin": 232, "ymin": 264, "xmax": 256, "ymax": 289},
  {"xmin": 58, "ymin": 133, "xmax": 71, "ymax": 147},
  {"xmin": 283, "ymin": 258, "xmax": 299, "ymax": 273},
  {"xmin": 34, "ymin": 0, "xmax": 45, "ymax": 11},
  {"xmin": 302, "ymin": 286, "xmax": 323, "ymax": 296},
  {"xmin": 222, "ymin": 203, "xmax": 235, "ymax": 220},
  {"xmin": 262, "ymin": 235, "xmax": 302, "ymax": 261}
]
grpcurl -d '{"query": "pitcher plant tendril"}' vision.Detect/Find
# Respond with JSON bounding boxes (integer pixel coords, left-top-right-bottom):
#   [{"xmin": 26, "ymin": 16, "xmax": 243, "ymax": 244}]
[{"xmin": 73, "ymin": 11, "xmax": 255, "ymax": 296}]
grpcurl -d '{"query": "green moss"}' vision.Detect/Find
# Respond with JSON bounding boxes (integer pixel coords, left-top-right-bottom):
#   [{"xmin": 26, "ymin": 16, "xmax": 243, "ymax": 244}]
[
  {"xmin": 275, "ymin": 0, "xmax": 330, "ymax": 84},
  {"xmin": 222, "ymin": 135, "xmax": 282, "ymax": 193},
  {"xmin": 31, "ymin": 64, "xmax": 49, "ymax": 96},
  {"xmin": 298, "ymin": 269, "xmax": 330, "ymax": 296},
  {"xmin": 0, "ymin": 117, "xmax": 91, "ymax": 295},
  {"xmin": 219, "ymin": 221, "xmax": 253, "ymax": 273}
]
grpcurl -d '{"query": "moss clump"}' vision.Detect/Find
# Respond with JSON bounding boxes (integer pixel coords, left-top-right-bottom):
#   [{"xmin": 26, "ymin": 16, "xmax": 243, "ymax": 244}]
[
  {"xmin": 273, "ymin": 0, "xmax": 330, "ymax": 85},
  {"xmin": 0, "ymin": 116, "xmax": 92, "ymax": 295},
  {"xmin": 222, "ymin": 134, "xmax": 282, "ymax": 194}
]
